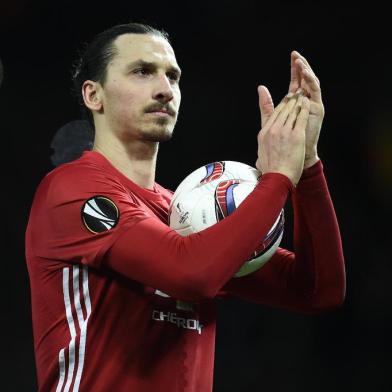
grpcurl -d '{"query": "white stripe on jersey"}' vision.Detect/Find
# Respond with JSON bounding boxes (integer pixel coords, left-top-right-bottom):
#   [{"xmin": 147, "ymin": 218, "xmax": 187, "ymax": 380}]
[
  {"xmin": 73, "ymin": 265, "xmax": 91, "ymax": 391},
  {"xmin": 63, "ymin": 337, "xmax": 77, "ymax": 392},
  {"xmin": 55, "ymin": 266, "xmax": 91, "ymax": 392},
  {"xmin": 63, "ymin": 268, "xmax": 77, "ymax": 338},
  {"xmin": 60, "ymin": 267, "xmax": 77, "ymax": 392},
  {"xmin": 55, "ymin": 268, "xmax": 75, "ymax": 391},
  {"xmin": 56, "ymin": 349, "xmax": 66, "ymax": 392},
  {"xmin": 73, "ymin": 266, "xmax": 85, "ymax": 327}
]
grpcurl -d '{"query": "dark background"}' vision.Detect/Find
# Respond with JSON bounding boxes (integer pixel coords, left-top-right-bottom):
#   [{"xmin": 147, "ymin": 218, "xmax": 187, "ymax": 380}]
[{"xmin": 1, "ymin": 1, "xmax": 391, "ymax": 391}]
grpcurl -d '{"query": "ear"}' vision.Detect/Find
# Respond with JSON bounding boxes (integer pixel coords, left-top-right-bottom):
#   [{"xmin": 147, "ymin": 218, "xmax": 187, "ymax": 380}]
[{"xmin": 82, "ymin": 80, "xmax": 103, "ymax": 113}]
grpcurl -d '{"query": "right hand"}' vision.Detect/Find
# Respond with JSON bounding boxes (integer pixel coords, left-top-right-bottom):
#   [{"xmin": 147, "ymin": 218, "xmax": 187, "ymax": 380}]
[{"xmin": 255, "ymin": 86, "xmax": 310, "ymax": 186}]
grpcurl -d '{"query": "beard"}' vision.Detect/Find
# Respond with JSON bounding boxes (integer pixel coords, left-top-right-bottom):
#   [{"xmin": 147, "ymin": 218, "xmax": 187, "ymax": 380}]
[
  {"xmin": 139, "ymin": 115, "xmax": 176, "ymax": 142},
  {"xmin": 141, "ymin": 121, "xmax": 174, "ymax": 142},
  {"xmin": 142, "ymin": 127, "xmax": 173, "ymax": 142}
]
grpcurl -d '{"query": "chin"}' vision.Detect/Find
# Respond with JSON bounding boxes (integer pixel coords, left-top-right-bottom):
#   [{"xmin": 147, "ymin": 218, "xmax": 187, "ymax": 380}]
[
  {"xmin": 141, "ymin": 116, "xmax": 175, "ymax": 141},
  {"xmin": 142, "ymin": 127, "xmax": 174, "ymax": 142}
]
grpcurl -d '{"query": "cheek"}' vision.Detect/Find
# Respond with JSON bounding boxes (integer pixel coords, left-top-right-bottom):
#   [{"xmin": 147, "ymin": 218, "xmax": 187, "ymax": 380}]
[{"xmin": 105, "ymin": 84, "xmax": 138, "ymax": 117}]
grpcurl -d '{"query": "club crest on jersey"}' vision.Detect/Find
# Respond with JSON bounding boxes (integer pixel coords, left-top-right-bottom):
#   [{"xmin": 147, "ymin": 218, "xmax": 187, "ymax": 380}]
[
  {"xmin": 81, "ymin": 196, "xmax": 119, "ymax": 234},
  {"xmin": 215, "ymin": 179, "xmax": 240, "ymax": 220},
  {"xmin": 200, "ymin": 161, "xmax": 225, "ymax": 184}
]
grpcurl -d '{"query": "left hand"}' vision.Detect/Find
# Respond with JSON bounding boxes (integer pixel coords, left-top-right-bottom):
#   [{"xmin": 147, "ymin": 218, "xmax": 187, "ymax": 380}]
[{"xmin": 289, "ymin": 51, "xmax": 324, "ymax": 168}]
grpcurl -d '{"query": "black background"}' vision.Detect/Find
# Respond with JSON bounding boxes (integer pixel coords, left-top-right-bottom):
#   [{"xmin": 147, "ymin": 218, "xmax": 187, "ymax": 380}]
[{"xmin": 1, "ymin": 1, "xmax": 391, "ymax": 391}]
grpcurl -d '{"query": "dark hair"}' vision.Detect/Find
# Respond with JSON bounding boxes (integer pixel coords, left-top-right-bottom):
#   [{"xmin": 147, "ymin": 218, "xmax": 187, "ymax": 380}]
[{"xmin": 72, "ymin": 22, "xmax": 170, "ymax": 127}]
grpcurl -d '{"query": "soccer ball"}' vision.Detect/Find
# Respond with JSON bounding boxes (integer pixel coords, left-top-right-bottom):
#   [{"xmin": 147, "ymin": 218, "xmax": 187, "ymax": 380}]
[{"xmin": 169, "ymin": 161, "xmax": 284, "ymax": 277}]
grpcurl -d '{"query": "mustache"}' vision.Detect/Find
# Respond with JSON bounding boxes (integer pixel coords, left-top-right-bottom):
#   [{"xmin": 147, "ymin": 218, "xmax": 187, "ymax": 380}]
[{"xmin": 144, "ymin": 104, "xmax": 176, "ymax": 116}]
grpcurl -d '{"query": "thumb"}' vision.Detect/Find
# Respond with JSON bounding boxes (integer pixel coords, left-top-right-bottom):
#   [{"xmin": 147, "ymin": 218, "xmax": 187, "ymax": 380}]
[{"xmin": 258, "ymin": 85, "xmax": 274, "ymax": 128}]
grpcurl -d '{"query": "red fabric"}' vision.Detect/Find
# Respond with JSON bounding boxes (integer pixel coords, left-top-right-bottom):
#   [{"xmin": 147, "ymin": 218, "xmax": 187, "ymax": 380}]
[
  {"xmin": 221, "ymin": 160, "xmax": 346, "ymax": 312},
  {"xmin": 25, "ymin": 151, "xmax": 344, "ymax": 392}
]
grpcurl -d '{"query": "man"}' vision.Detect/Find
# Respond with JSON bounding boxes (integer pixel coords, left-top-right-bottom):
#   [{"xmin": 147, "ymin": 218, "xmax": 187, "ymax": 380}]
[{"xmin": 26, "ymin": 23, "xmax": 345, "ymax": 392}]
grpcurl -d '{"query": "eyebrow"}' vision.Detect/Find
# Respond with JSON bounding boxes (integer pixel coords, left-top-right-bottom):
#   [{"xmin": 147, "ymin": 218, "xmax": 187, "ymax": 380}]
[{"xmin": 126, "ymin": 59, "xmax": 182, "ymax": 76}]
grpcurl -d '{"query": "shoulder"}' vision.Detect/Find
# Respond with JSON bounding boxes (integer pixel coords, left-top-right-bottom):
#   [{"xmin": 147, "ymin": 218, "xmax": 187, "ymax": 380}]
[
  {"xmin": 47, "ymin": 154, "xmax": 117, "ymax": 185},
  {"xmin": 35, "ymin": 154, "xmax": 126, "ymax": 206}
]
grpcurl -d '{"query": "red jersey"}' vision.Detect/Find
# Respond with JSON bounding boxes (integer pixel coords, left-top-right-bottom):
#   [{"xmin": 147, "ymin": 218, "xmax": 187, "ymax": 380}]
[{"xmin": 25, "ymin": 151, "xmax": 345, "ymax": 392}]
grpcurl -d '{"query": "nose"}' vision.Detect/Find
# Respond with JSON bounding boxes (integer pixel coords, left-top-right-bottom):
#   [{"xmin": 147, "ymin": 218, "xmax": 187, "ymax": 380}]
[{"xmin": 152, "ymin": 73, "xmax": 174, "ymax": 103}]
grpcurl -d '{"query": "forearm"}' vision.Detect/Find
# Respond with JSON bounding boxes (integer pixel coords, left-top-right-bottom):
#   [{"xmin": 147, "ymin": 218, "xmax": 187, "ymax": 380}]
[
  {"xmin": 290, "ymin": 160, "xmax": 345, "ymax": 307},
  {"xmin": 222, "ymin": 160, "xmax": 345, "ymax": 312},
  {"xmin": 105, "ymin": 173, "xmax": 293, "ymax": 301}
]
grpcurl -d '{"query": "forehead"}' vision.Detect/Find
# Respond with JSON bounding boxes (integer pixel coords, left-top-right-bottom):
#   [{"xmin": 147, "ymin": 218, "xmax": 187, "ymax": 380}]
[{"xmin": 111, "ymin": 33, "xmax": 178, "ymax": 68}]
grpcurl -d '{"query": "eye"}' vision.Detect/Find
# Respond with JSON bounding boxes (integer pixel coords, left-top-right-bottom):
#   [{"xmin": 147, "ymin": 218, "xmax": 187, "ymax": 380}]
[
  {"xmin": 134, "ymin": 67, "xmax": 152, "ymax": 76},
  {"xmin": 167, "ymin": 72, "xmax": 180, "ymax": 83}
]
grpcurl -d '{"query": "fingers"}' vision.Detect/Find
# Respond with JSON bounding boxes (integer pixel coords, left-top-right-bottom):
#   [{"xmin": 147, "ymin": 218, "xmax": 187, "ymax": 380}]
[
  {"xmin": 261, "ymin": 94, "xmax": 290, "ymax": 131},
  {"xmin": 288, "ymin": 51, "xmax": 301, "ymax": 93},
  {"xmin": 299, "ymin": 65, "xmax": 322, "ymax": 103},
  {"xmin": 273, "ymin": 93, "xmax": 300, "ymax": 129},
  {"xmin": 285, "ymin": 95, "xmax": 303, "ymax": 129},
  {"xmin": 292, "ymin": 51, "xmax": 319, "ymax": 85},
  {"xmin": 257, "ymin": 85, "xmax": 274, "ymax": 128},
  {"xmin": 291, "ymin": 51, "xmax": 322, "ymax": 103},
  {"xmin": 262, "ymin": 90, "xmax": 303, "ymax": 132},
  {"xmin": 293, "ymin": 96, "xmax": 310, "ymax": 134}
]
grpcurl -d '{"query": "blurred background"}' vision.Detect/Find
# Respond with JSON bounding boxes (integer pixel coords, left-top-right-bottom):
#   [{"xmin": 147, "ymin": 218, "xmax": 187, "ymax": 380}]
[{"xmin": 1, "ymin": 1, "xmax": 391, "ymax": 390}]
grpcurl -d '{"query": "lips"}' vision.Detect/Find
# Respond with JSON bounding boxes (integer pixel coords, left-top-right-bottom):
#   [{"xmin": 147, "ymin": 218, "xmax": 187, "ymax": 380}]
[
  {"xmin": 148, "ymin": 111, "xmax": 171, "ymax": 117},
  {"xmin": 146, "ymin": 107, "xmax": 175, "ymax": 116}
]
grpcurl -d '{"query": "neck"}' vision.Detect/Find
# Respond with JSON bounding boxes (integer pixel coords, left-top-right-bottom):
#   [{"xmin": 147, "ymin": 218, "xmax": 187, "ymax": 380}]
[{"xmin": 93, "ymin": 131, "xmax": 158, "ymax": 190}]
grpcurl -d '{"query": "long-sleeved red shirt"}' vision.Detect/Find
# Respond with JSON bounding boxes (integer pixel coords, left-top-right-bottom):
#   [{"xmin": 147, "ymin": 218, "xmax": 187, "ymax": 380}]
[{"xmin": 25, "ymin": 151, "xmax": 345, "ymax": 392}]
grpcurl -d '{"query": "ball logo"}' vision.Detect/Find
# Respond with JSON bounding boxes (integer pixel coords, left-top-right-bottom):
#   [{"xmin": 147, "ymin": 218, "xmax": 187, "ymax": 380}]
[
  {"xmin": 82, "ymin": 196, "xmax": 119, "ymax": 234},
  {"xmin": 200, "ymin": 161, "xmax": 225, "ymax": 184},
  {"xmin": 215, "ymin": 179, "xmax": 240, "ymax": 220}
]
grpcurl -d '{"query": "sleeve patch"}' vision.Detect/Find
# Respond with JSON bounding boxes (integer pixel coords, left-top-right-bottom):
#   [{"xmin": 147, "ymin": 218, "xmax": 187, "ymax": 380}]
[{"xmin": 81, "ymin": 196, "xmax": 120, "ymax": 234}]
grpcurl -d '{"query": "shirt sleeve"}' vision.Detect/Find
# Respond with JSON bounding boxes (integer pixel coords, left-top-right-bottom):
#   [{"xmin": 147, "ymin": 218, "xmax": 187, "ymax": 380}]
[
  {"xmin": 220, "ymin": 160, "xmax": 346, "ymax": 313},
  {"xmin": 29, "ymin": 164, "xmax": 147, "ymax": 269},
  {"xmin": 29, "ymin": 163, "xmax": 294, "ymax": 302}
]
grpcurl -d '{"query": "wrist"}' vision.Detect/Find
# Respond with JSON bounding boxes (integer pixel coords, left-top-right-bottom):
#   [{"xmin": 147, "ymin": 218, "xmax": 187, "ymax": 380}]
[{"xmin": 304, "ymin": 153, "xmax": 319, "ymax": 169}]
